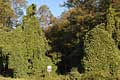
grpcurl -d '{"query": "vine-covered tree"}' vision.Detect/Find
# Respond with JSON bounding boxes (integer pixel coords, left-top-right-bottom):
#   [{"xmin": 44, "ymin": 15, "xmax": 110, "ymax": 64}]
[
  {"xmin": 0, "ymin": 4, "xmax": 56, "ymax": 79},
  {"xmin": 82, "ymin": 24, "xmax": 120, "ymax": 79}
]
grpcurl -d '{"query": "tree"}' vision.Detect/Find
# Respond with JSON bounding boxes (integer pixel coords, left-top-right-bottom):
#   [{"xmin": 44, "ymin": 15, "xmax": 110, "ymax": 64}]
[
  {"xmin": 37, "ymin": 5, "xmax": 53, "ymax": 29},
  {"xmin": 0, "ymin": 0, "xmax": 15, "ymax": 27},
  {"xmin": 0, "ymin": 0, "xmax": 26, "ymax": 28},
  {"xmin": 82, "ymin": 24, "xmax": 120, "ymax": 79},
  {"xmin": 63, "ymin": 0, "xmax": 98, "ymax": 15},
  {"xmin": 63, "ymin": 0, "xmax": 120, "ymax": 12},
  {"xmin": 11, "ymin": 0, "xmax": 27, "ymax": 27},
  {"xmin": 8, "ymin": 4, "xmax": 56, "ymax": 78},
  {"xmin": 0, "ymin": 4, "xmax": 56, "ymax": 79},
  {"xmin": 105, "ymin": 5, "xmax": 116, "ymax": 35},
  {"xmin": 12, "ymin": 0, "xmax": 26, "ymax": 17}
]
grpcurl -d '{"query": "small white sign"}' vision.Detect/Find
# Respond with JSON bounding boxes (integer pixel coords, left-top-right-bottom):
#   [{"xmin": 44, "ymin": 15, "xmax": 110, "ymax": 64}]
[{"xmin": 47, "ymin": 66, "xmax": 52, "ymax": 72}]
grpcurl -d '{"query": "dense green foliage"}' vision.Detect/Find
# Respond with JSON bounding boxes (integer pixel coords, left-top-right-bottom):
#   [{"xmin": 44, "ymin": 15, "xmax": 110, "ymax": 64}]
[
  {"xmin": 0, "ymin": 0, "xmax": 120, "ymax": 80},
  {"xmin": 106, "ymin": 5, "xmax": 116, "ymax": 35},
  {"xmin": 82, "ymin": 24, "xmax": 120, "ymax": 79},
  {"xmin": 44, "ymin": 0, "xmax": 120, "ymax": 79},
  {"xmin": 0, "ymin": 4, "xmax": 56, "ymax": 79}
]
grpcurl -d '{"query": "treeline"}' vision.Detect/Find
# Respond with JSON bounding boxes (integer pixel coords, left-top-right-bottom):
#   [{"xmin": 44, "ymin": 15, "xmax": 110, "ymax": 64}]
[{"xmin": 0, "ymin": 0, "xmax": 120, "ymax": 80}]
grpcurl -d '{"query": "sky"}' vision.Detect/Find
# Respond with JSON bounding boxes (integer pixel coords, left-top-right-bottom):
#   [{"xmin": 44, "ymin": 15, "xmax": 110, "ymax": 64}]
[{"xmin": 27, "ymin": 0, "xmax": 67, "ymax": 17}]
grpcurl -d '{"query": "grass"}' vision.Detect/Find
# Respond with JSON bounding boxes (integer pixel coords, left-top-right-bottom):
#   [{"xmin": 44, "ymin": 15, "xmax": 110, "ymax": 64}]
[{"xmin": 0, "ymin": 76, "xmax": 26, "ymax": 80}]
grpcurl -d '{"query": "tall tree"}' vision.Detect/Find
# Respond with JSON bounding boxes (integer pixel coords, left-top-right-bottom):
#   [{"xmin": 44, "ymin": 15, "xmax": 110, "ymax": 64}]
[
  {"xmin": 82, "ymin": 24, "xmax": 120, "ymax": 79},
  {"xmin": 11, "ymin": 0, "xmax": 27, "ymax": 27},
  {"xmin": 37, "ymin": 5, "xmax": 53, "ymax": 29},
  {"xmin": 0, "ymin": 3, "xmax": 56, "ymax": 78},
  {"xmin": 12, "ymin": 0, "xmax": 26, "ymax": 17},
  {"xmin": 63, "ymin": 0, "xmax": 120, "ymax": 14},
  {"xmin": 9, "ymin": 4, "xmax": 56, "ymax": 78},
  {"xmin": 0, "ymin": 0, "xmax": 26, "ymax": 28},
  {"xmin": 0, "ymin": 0, "xmax": 15, "ymax": 27}
]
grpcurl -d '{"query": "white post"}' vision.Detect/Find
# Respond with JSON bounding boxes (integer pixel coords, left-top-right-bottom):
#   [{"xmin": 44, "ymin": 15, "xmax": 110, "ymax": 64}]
[{"xmin": 47, "ymin": 66, "xmax": 52, "ymax": 77}]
